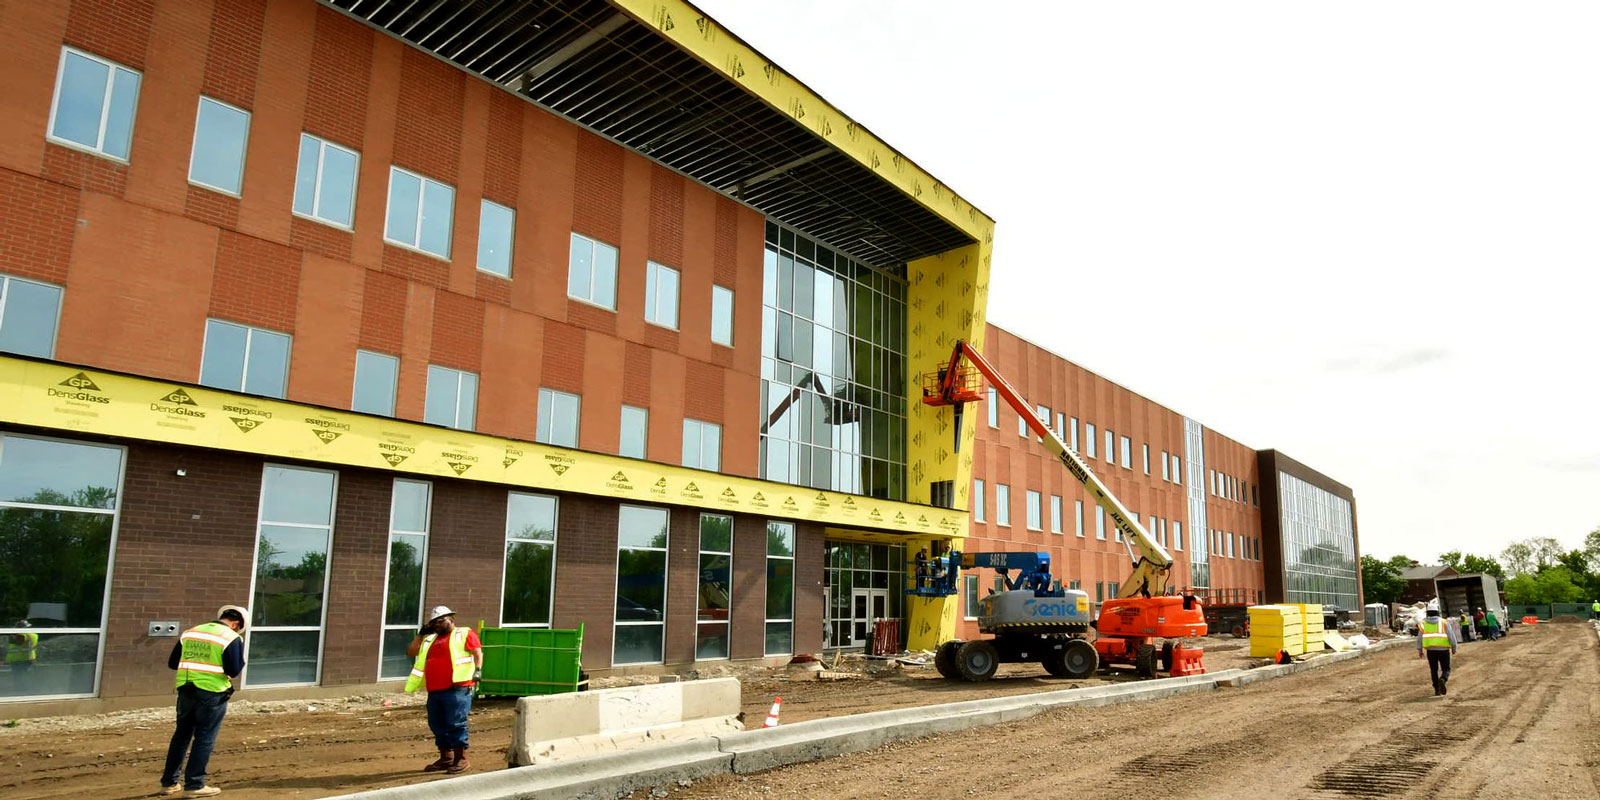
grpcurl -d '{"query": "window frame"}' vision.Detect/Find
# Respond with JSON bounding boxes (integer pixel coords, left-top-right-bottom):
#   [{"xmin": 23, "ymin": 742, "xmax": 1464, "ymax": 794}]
[
  {"xmin": 383, "ymin": 165, "xmax": 455, "ymax": 259},
  {"xmin": 644, "ymin": 261, "xmax": 681, "ymax": 330},
  {"xmin": 987, "ymin": 388, "xmax": 998, "ymax": 428},
  {"xmin": 244, "ymin": 463, "xmax": 338, "ymax": 688},
  {"xmin": 682, "ymin": 418, "xmax": 722, "ymax": 472},
  {"xmin": 695, "ymin": 513, "xmax": 733, "ymax": 661},
  {"xmin": 995, "ymin": 484, "xmax": 1011, "ymax": 527},
  {"xmin": 498, "ymin": 492, "xmax": 560, "ymax": 628},
  {"xmin": 1025, "ymin": 489, "xmax": 1043, "ymax": 531},
  {"xmin": 535, "ymin": 388, "xmax": 582, "ymax": 448},
  {"xmin": 423, "ymin": 365, "xmax": 478, "ymax": 431},
  {"xmin": 475, "ymin": 198, "xmax": 516, "ymax": 278},
  {"xmin": 963, "ymin": 574, "xmax": 979, "ymax": 621},
  {"xmin": 199, "ymin": 318, "xmax": 291, "ymax": 398},
  {"xmin": 376, "ymin": 479, "xmax": 431, "ymax": 679},
  {"xmin": 46, "ymin": 46, "xmax": 141, "ymax": 162},
  {"xmin": 1049, "ymin": 495, "xmax": 1063, "ymax": 534},
  {"xmin": 0, "ymin": 273, "xmax": 65, "ymax": 359},
  {"xmin": 1075, "ymin": 499, "xmax": 1085, "ymax": 538},
  {"xmin": 187, "ymin": 96, "xmax": 250, "ymax": 196},
  {"xmin": 351, "ymin": 349, "xmax": 399, "ymax": 417},
  {"xmin": 619, "ymin": 404, "xmax": 648, "ymax": 459},
  {"xmin": 1085, "ymin": 423, "xmax": 1097, "ymax": 458},
  {"xmin": 567, "ymin": 231, "xmax": 620, "ymax": 311},
  {"xmin": 763, "ymin": 520, "xmax": 796, "ymax": 657},
  {"xmin": 291, "ymin": 133, "xmax": 360, "ymax": 230},
  {"xmin": 710, "ymin": 284, "xmax": 735, "ymax": 347},
  {"xmin": 613, "ymin": 504, "xmax": 670, "ymax": 666},
  {"xmin": 972, "ymin": 478, "xmax": 986, "ymax": 523}
]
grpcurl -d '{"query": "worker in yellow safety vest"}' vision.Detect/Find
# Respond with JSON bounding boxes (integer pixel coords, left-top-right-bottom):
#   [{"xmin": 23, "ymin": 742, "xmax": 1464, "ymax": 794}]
[
  {"xmin": 5, "ymin": 621, "xmax": 38, "ymax": 673},
  {"xmin": 1592, "ymin": 600, "xmax": 1599, "ymax": 620},
  {"xmin": 405, "ymin": 606, "xmax": 483, "ymax": 774},
  {"xmin": 160, "ymin": 605, "xmax": 247, "ymax": 798},
  {"xmin": 1416, "ymin": 600, "xmax": 1458, "ymax": 697}
]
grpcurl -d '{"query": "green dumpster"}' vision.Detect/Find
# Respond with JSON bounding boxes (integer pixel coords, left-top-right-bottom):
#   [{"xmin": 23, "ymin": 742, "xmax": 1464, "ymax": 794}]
[{"xmin": 476, "ymin": 623, "xmax": 587, "ymax": 697}]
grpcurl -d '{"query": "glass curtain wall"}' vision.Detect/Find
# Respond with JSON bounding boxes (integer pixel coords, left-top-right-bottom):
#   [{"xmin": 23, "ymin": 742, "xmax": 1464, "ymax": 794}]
[
  {"xmin": 0, "ymin": 434, "xmax": 123, "ymax": 699},
  {"xmin": 823, "ymin": 541, "xmax": 905, "ymax": 648},
  {"xmin": 1183, "ymin": 418, "xmax": 1209, "ymax": 590},
  {"xmin": 1279, "ymin": 473, "xmax": 1359, "ymax": 610},
  {"xmin": 759, "ymin": 222, "xmax": 907, "ymax": 499}
]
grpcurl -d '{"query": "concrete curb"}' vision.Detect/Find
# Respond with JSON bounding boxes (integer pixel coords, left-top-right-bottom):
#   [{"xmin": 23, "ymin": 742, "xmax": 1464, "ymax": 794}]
[{"xmin": 327, "ymin": 640, "xmax": 1407, "ymax": 800}]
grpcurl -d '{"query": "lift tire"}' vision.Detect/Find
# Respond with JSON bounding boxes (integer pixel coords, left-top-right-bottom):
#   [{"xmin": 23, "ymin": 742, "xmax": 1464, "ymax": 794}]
[
  {"xmin": 1056, "ymin": 639, "xmax": 1098, "ymax": 679},
  {"xmin": 1231, "ymin": 624, "xmax": 1247, "ymax": 639},
  {"xmin": 935, "ymin": 640, "xmax": 962, "ymax": 679},
  {"xmin": 1160, "ymin": 641, "xmax": 1175, "ymax": 674},
  {"xmin": 955, "ymin": 640, "xmax": 1000, "ymax": 682},
  {"xmin": 1134, "ymin": 644, "xmax": 1158, "ymax": 678}
]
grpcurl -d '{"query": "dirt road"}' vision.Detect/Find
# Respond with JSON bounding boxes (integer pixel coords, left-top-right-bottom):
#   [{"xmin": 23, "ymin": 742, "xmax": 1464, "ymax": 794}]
[{"xmin": 672, "ymin": 622, "xmax": 1600, "ymax": 800}]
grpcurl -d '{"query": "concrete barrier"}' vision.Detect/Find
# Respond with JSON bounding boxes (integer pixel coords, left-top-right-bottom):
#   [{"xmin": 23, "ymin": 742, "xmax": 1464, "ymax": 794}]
[{"xmin": 507, "ymin": 677, "xmax": 742, "ymax": 766}]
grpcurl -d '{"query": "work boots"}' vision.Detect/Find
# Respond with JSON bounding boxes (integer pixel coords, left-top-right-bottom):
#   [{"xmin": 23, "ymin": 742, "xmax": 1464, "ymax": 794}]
[
  {"xmin": 423, "ymin": 748, "xmax": 452, "ymax": 772},
  {"xmin": 447, "ymin": 747, "xmax": 470, "ymax": 773}
]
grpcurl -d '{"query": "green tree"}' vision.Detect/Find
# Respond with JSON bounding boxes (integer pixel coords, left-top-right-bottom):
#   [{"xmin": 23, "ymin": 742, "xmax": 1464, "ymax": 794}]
[
  {"xmin": 1361, "ymin": 555, "xmax": 1407, "ymax": 605},
  {"xmin": 1460, "ymin": 554, "xmax": 1505, "ymax": 581},
  {"xmin": 1439, "ymin": 550, "xmax": 1462, "ymax": 570},
  {"xmin": 1533, "ymin": 567, "xmax": 1586, "ymax": 604},
  {"xmin": 1583, "ymin": 526, "xmax": 1600, "ymax": 573},
  {"xmin": 1505, "ymin": 573, "xmax": 1538, "ymax": 604}
]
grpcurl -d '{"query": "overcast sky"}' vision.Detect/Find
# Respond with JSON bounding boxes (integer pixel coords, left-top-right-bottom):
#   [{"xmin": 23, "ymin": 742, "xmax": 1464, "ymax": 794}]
[{"xmin": 695, "ymin": 1, "xmax": 1600, "ymax": 564}]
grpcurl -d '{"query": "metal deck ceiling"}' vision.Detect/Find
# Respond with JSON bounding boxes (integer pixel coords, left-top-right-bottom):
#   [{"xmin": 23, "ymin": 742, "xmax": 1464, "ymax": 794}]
[{"xmin": 322, "ymin": 0, "xmax": 976, "ymax": 268}]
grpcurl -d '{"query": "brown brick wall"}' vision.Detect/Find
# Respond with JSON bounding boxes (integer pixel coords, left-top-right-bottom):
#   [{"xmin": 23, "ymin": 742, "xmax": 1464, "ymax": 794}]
[
  {"xmin": 392, "ymin": 47, "xmax": 463, "ymax": 184},
  {"xmin": 302, "ymin": 6, "xmax": 371, "ymax": 148},
  {"xmin": 64, "ymin": 0, "xmax": 154, "ymax": 70},
  {"xmin": 572, "ymin": 135, "xmax": 623, "ymax": 245},
  {"xmin": 209, "ymin": 230, "xmax": 302, "ymax": 333},
  {"xmin": 429, "ymin": 290, "xmax": 485, "ymax": 373},
  {"xmin": 321, "ymin": 469, "xmax": 391, "ymax": 686},
  {"xmin": 199, "ymin": 0, "xmax": 265, "ymax": 109},
  {"xmin": 549, "ymin": 495, "xmax": 619, "ymax": 669},
  {"xmin": 183, "ymin": 184, "xmax": 241, "ymax": 230},
  {"xmin": 0, "ymin": 168, "xmax": 79, "ymax": 284}
]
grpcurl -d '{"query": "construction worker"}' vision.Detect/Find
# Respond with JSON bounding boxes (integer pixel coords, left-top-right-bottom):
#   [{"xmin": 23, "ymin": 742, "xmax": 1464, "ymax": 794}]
[
  {"xmin": 405, "ymin": 606, "xmax": 483, "ymax": 774},
  {"xmin": 1484, "ymin": 608, "xmax": 1501, "ymax": 641},
  {"xmin": 160, "ymin": 605, "xmax": 248, "ymax": 798},
  {"xmin": 1592, "ymin": 600, "xmax": 1599, "ymax": 620},
  {"xmin": 1417, "ymin": 600, "xmax": 1458, "ymax": 696},
  {"xmin": 914, "ymin": 547, "xmax": 930, "ymax": 590},
  {"xmin": 5, "ymin": 620, "xmax": 37, "ymax": 674},
  {"xmin": 1457, "ymin": 610, "xmax": 1473, "ymax": 642},
  {"xmin": 1473, "ymin": 607, "xmax": 1489, "ymax": 641}
]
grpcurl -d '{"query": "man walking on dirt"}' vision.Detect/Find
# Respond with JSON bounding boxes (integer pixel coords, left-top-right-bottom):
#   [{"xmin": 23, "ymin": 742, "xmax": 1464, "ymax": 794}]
[
  {"xmin": 160, "ymin": 605, "xmax": 248, "ymax": 797},
  {"xmin": 404, "ymin": 606, "xmax": 483, "ymax": 774},
  {"xmin": 1418, "ymin": 601, "xmax": 1458, "ymax": 696}
]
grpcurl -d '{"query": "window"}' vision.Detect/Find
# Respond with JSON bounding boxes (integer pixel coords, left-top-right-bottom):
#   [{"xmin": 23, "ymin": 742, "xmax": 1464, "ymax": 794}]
[
  {"xmin": 48, "ymin": 47, "xmax": 140, "ymax": 161},
  {"xmin": 613, "ymin": 505, "xmax": 668, "ymax": 664},
  {"xmin": 1033, "ymin": 405, "xmax": 1050, "ymax": 440},
  {"xmin": 972, "ymin": 479, "xmax": 986, "ymax": 523},
  {"xmin": 384, "ymin": 166, "xmax": 454, "ymax": 258},
  {"xmin": 568, "ymin": 232, "xmax": 619, "ymax": 310},
  {"xmin": 1049, "ymin": 495, "xmax": 1063, "ymax": 533},
  {"xmin": 535, "ymin": 388, "xmax": 581, "ymax": 447},
  {"xmin": 1085, "ymin": 423, "xmax": 1097, "ymax": 458},
  {"xmin": 682, "ymin": 419, "xmax": 722, "ymax": 471},
  {"xmin": 1210, "ymin": 469, "xmax": 1217, "ymax": 495},
  {"xmin": 293, "ymin": 133, "xmax": 359, "ymax": 228},
  {"xmin": 1095, "ymin": 582, "xmax": 1104, "ymax": 602},
  {"xmin": 1252, "ymin": 484, "xmax": 1259, "ymax": 507},
  {"xmin": 1075, "ymin": 499, "xmax": 1085, "ymax": 538},
  {"xmin": 711, "ymin": 285, "xmax": 735, "ymax": 346},
  {"xmin": 351, "ymin": 350, "xmax": 398, "ymax": 417},
  {"xmin": 501, "ymin": 493, "xmax": 557, "ymax": 626},
  {"xmin": 1173, "ymin": 520, "xmax": 1183, "ymax": 550},
  {"xmin": 249, "ymin": 465, "xmax": 336, "ymax": 686},
  {"xmin": 619, "ymin": 405, "xmax": 648, "ymax": 459},
  {"xmin": 765, "ymin": 521, "xmax": 795, "ymax": 655},
  {"xmin": 1114, "ymin": 512, "xmax": 1123, "ymax": 542},
  {"xmin": 1118, "ymin": 434, "xmax": 1129, "ymax": 468},
  {"xmin": 188, "ymin": 97, "xmax": 249, "ymax": 194},
  {"xmin": 987, "ymin": 388, "xmax": 998, "ymax": 427},
  {"xmin": 1105, "ymin": 429, "xmax": 1114, "ymax": 463},
  {"xmin": 0, "ymin": 274, "xmax": 64, "ymax": 358},
  {"xmin": 1158, "ymin": 518, "xmax": 1167, "ymax": 547},
  {"xmin": 1025, "ymin": 490, "xmax": 1042, "ymax": 530},
  {"xmin": 644, "ymin": 262, "xmax": 680, "ymax": 329},
  {"xmin": 1095, "ymin": 505, "xmax": 1106, "ymax": 540},
  {"xmin": 1069, "ymin": 580, "xmax": 1080, "ymax": 591},
  {"xmin": 1227, "ymin": 532, "xmax": 1235, "ymax": 559},
  {"xmin": 0, "ymin": 434, "xmax": 124, "ymax": 699},
  {"xmin": 696, "ymin": 514, "xmax": 733, "ymax": 659},
  {"xmin": 963, "ymin": 575, "xmax": 979, "ymax": 620},
  {"xmin": 1161, "ymin": 451, "xmax": 1170, "ymax": 481},
  {"xmin": 476, "ymin": 200, "xmax": 515, "ymax": 277},
  {"xmin": 1147, "ymin": 515, "xmax": 1158, "ymax": 545},
  {"xmin": 1018, "ymin": 410, "xmax": 1029, "ymax": 437},
  {"xmin": 423, "ymin": 366, "xmax": 478, "ymax": 431},
  {"xmin": 1056, "ymin": 412, "xmax": 1067, "ymax": 441},
  {"xmin": 1108, "ymin": 582, "xmax": 1119, "ymax": 598},
  {"xmin": 995, "ymin": 484, "xmax": 1011, "ymax": 526},
  {"xmin": 199, "ymin": 319, "xmax": 290, "ymax": 398},
  {"xmin": 1171, "ymin": 455, "xmax": 1181, "ymax": 483},
  {"xmin": 1142, "ymin": 444, "xmax": 1150, "ymax": 475},
  {"xmin": 378, "ymin": 480, "xmax": 430, "ymax": 680}
]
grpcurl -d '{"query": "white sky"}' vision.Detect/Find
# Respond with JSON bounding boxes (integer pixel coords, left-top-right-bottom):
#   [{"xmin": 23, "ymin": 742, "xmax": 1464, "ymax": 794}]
[{"xmin": 695, "ymin": 1, "xmax": 1600, "ymax": 562}]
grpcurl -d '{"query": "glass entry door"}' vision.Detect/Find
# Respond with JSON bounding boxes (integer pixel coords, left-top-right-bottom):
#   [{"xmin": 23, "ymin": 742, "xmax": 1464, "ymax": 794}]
[{"xmin": 851, "ymin": 588, "xmax": 889, "ymax": 645}]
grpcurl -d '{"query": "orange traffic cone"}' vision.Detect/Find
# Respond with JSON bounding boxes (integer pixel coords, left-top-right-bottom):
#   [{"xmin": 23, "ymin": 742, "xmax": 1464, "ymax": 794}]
[{"xmin": 762, "ymin": 696, "xmax": 783, "ymax": 728}]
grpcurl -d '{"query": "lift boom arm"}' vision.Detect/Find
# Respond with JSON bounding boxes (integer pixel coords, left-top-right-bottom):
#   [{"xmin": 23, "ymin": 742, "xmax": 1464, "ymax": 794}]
[{"xmin": 930, "ymin": 340, "xmax": 1175, "ymax": 599}]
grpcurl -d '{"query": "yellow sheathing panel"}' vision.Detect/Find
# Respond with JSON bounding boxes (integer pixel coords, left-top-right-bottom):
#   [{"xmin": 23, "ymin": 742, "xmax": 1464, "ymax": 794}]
[
  {"xmin": 0, "ymin": 357, "xmax": 966, "ymax": 534},
  {"xmin": 608, "ymin": 0, "xmax": 994, "ymax": 243},
  {"xmin": 901, "ymin": 239, "xmax": 992, "ymax": 650}
]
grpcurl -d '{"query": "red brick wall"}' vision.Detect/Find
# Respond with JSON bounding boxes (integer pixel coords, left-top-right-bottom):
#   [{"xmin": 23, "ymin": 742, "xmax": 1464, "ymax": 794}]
[
  {"xmin": 209, "ymin": 230, "xmax": 301, "ymax": 333},
  {"xmin": 199, "ymin": 0, "xmax": 264, "ymax": 109},
  {"xmin": 0, "ymin": 169, "xmax": 79, "ymax": 284}
]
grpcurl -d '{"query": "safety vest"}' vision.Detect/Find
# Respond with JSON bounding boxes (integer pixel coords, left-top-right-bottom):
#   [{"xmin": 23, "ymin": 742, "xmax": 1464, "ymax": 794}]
[
  {"xmin": 403, "ymin": 627, "xmax": 475, "ymax": 693},
  {"xmin": 5, "ymin": 632, "xmax": 37, "ymax": 664},
  {"xmin": 175, "ymin": 622, "xmax": 238, "ymax": 692},
  {"xmin": 1420, "ymin": 619, "xmax": 1451, "ymax": 650},
  {"xmin": 1593, "ymin": 602, "xmax": 1599, "ymax": 612}
]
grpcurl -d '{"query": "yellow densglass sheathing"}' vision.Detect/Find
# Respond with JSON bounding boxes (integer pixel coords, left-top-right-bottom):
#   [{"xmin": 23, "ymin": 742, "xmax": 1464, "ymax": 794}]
[
  {"xmin": 901, "ymin": 238, "xmax": 993, "ymax": 650},
  {"xmin": 608, "ymin": 0, "xmax": 994, "ymax": 243}
]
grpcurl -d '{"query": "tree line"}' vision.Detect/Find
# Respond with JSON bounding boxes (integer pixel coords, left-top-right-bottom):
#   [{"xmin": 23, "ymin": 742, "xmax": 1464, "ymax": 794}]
[{"xmin": 1361, "ymin": 527, "xmax": 1600, "ymax": 606}]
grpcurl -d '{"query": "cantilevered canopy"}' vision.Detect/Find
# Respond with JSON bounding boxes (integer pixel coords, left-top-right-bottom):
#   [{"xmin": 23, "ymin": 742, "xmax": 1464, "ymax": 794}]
[{"xmin": 321, "ymin": 0, "xmax": 984, "ymax": 267}]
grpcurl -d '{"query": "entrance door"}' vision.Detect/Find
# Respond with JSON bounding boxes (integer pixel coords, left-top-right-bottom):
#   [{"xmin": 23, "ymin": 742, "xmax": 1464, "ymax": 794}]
[{"xmin": 852, "ymin": 588, "xmax": 889, "ymax": 646}]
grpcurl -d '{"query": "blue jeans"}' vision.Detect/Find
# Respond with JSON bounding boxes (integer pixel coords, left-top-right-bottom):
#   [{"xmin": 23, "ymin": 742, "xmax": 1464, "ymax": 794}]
[
  {"xmin": 426, "ymin": 686, "xmax": 472, "ymax": 749},
  {"xmin": 162, "ymin": 685, "xmax": 230, "ymax": 790}
]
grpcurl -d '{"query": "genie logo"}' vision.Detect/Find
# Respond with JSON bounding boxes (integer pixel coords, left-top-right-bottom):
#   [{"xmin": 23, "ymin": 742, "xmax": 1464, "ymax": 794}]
[{"xmin": 1023, "ymin": 599, "xmax": 1080, "ymax": 620}]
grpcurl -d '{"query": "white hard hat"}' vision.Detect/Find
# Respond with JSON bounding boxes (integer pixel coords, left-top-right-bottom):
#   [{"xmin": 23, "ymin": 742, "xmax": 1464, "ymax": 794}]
[
  {"xmin": 426, "ymin": 605, "xmax": 456, "ymax": 623},
  {"xmin": 216, "ymin": 605, "xmax": 250, "ymax": 631},
  {"xmin": 1426, "ymin": 600, "xmax": 1439, "ymax": 613}
]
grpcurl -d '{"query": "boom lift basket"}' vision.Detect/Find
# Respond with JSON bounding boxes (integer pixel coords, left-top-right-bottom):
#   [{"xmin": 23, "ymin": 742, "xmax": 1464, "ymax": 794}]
[{"xmin": 921, "ymin": 364, "xmax": 984, "ymax": 406}]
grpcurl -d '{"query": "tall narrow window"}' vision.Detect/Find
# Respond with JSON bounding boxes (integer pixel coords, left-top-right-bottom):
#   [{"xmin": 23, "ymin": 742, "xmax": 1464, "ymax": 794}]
[
  {"xmin": 972, "ymin": 479, "xmax": 986, "ymax": 523},
  {"xmin": 1121, "ymin": 436, "xmax": 1132, "ymax": 470},
  {"xmin": 423, "ymin": 366, "xmax": 478, "ymax": 431},
  {"xmin": 615, "ymin": 505, "xmax": 668, "ymax": 665},
  {"xmin": 1049, "ymin": 495, "xmax": 1063, "ymax": 534},
  {"xmin": 501, "ymin": 493, "xmax": 557, "ymax": 626},
  {"xmin": 1069, "ymin": 417, "xmax": 1080, "ymax": 451},
  {"xmin": 1018, "ymin": 410, "xmax": 1029, "ymax": 438},
  {"xmin": 568, "ymin": 232, "xmax": 619, "ymax": 310},
  {"xmin": 384, "ymin": 166, "xmax": 455, "ymax": 258},
  {"xmin": 995, "ymin": 484, "xmax": 1011, "ymax": 526},
  {"xmin": 1096, "ymin": 505, "xmax": 1106, "ymax": 540},
  {"xmin": 0, "ymin": 274, "xmax": 64, "ymax": 358},
  {"xmin": 1085, "ymin": 423, "xmax": 1097, "ymax": 458},
  {"xmin": 619, "ymin": 405, "xmax": 648, "ymax": 459},
  {"xmin": 987, "ymin": 388, "xmax": 998, "ymax": 427},
  {"xmin": 0, "ymin": 434, "xmax": 123, "ymax": 699},
  {"xmin": 696, "ymin": 514, "xmax": 733, "ymax": 659},
  {"xmin": 379, "ymin": 480, "xmax": 430, "ymax": 679},
  {"xmin": 1056, "ymin": 412, "xmax": 1067, "ymax": 441},
  {"xmin": 1142, "ymin": 444, "xmax": 1150, "ymax": 475},
  {"xmin": 476, "ymin": 200, "xmax": 515, "ymax": 277},
  {"xmin": 711, "ymin": 285, "xmax": 735, "ymax": 346},
  {"xmin": 250, "ymin": 465, "xmax": 336, "ymax": 686},
  {"xmin": 535, "ymin": 388, "xmax": 581, "ymax": 447},
  {"xmin": 1105, "ymin": 430, "xmax": 1115, "ymax": 465},
  {"xmin": 683, "ymin": 419, "xmax": 722, "ymax": 471},
  {"xmin": 1173, "ymin": 520, "xmax": 1183, "ymax": 550},
  {"xmin": 293, "ymin": 133, "xmax": 359, "ymax": 228},
  {"xmin": 48, "ymin": 47, "xmax": 140, "ymax": 160},
  {"xmin": 1075, "ymin": 499, "xmax": 1085, "ymax": 538},
  {"xmin": 351, "ymin": 350, "xmax": 398, "ymax": 417},
  {"xmin": 189, "ymin": 97, "xmax": 249, "ymax": 195},
  {"xmin": 200, "ymin": 319, "xmax": 290, "ymax": 398},
  {"xmin": 645, "ymin": 262, "xmax": 680, "ymax": 329},
  {"xmin": 1025, "ymin": 490, "xmax": 1042, "ymax": 530},
  {"xmin": 1161, "ymin": 451, "xmax": 1170, "ymax": 481},
  {"xmin": 963, "ymin": 575, "xmax": 979, "ymax": 619},
  {"xmin": 765, "ymin": 521, "xmax": 795, "ymax": 656},
  {"xmin": 1033, "ymin": 405, "xmax": 1049, "ymax": 440}
]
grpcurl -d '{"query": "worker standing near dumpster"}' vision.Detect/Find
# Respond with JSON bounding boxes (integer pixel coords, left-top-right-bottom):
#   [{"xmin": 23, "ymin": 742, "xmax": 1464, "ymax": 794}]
[
  {"xmin": 1484, "ymin": 607, "xmax": 1502, "ymax": 640},
  {"xmin": 160, "ymin": 605, "xmax": 248, "ymax": 798},
  {"xmin": 405, "ymin": 606, "xmax": 483, "ymax": 774},
  {"xmin": 1417, "ymin": 601, "xmax": 1458, "ymax": 696}
]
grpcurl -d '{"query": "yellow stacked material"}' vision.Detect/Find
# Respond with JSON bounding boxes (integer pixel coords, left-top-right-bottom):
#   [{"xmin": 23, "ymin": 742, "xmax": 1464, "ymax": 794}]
[
  {"xmin": 1294, "ymin": 604, "xmax": 1325, "ymax": 652},
  {"xmin": 1248, "ymin": 604, "xmax": 1305, "ymax": 657}
]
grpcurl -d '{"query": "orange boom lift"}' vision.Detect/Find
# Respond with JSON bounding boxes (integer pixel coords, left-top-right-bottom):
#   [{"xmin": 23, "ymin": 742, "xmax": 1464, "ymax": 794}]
[{"xmin": 924, "ymin": 340, "xmax": 1207, "ymax": 677}]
